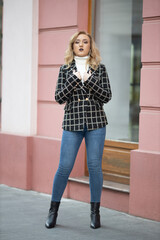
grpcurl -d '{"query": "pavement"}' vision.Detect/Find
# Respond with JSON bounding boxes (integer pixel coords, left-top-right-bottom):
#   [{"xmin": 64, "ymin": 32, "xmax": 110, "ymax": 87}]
[{"xmin": 0, "ymin": 185, "xmax": 160, "ymax": 240}]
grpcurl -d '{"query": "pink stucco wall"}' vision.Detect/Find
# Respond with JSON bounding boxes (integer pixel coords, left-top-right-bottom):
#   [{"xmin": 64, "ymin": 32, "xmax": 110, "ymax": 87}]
[
  {"xmin": 0, "ymin": 133, "xmax": 32, "ymax": 190},
  {"xmin": 36, "ymin": 0, "xmax": 88, "ymax": 193},
  {"xmin": 0, "ymin": 0, "xmax": 88, "ymax": 193},
  {"xmin": 31, "ymin": 136, "xmax": 85, "ymax": 194},
  {"xmin": 38, "ymin": 0, "xmax": 88, "ymax": 138},
  {"xmin": 129, "ymin": 0, "xmax": 160, "ymax": 221}
]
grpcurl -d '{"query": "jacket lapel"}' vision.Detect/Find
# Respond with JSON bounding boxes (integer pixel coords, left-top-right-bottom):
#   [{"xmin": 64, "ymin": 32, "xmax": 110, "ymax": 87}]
[
  {"xmin": 68, "ymin": 60, "xmax": 96, "ymax": 93},
  {"xmin": 69, "ymin": 60, "xmax": 84, "ymax": 89},
  {"xmin": 70, "ymin": 60, "xmax": 77, "ymax": 72}
]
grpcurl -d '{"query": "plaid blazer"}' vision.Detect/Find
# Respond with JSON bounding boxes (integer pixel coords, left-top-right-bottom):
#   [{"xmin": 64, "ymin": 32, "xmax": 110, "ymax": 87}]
[{"xmin": 55, "ymin": 60, "xmax": 112, "ymax": 131}]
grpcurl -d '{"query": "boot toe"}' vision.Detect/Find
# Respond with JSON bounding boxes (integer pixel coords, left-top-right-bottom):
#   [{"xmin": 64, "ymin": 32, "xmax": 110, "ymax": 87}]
[{"xmin": 90, "ymin": 222, "xmax": 101, "ymax": 229}]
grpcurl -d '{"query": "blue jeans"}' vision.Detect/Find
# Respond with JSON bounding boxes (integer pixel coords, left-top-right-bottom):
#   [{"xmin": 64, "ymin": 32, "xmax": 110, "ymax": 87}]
[{"xmin": 51, "ymin": 125, "xmax": 106, "ymax": 202}]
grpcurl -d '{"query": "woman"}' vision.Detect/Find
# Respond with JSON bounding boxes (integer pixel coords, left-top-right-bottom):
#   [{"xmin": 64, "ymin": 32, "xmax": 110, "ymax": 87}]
[{"xmin": 45, "ymin": 31, "xmax": 112, "ymax": 229}]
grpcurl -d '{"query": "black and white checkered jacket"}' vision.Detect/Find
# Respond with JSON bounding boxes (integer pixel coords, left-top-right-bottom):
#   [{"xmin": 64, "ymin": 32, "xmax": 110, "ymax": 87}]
[{"xmin": 55, "ymin": 60, "xmax": 112, "ymax": 131}]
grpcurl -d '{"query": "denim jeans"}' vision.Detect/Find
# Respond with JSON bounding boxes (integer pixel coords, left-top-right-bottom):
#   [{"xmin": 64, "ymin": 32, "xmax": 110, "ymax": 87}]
[{"xmin": 51, "ymin": 125, "xmax": 106, "ymax": 202}]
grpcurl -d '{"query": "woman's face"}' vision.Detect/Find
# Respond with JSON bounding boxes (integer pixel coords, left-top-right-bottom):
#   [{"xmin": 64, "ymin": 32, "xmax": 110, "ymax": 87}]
[{"xmin": 73, "ymin": 34, "xmax": 91, "ymax": 57}]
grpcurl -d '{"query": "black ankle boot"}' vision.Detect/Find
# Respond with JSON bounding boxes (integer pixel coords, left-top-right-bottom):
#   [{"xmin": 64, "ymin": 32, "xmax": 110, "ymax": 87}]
[
  {"xmin": 90, "ymin": 202, "xmax": 101, "ymax": 229},
  {"xmin": 45, "ymin": 201, "xmax": 60, "ymax": 228}
]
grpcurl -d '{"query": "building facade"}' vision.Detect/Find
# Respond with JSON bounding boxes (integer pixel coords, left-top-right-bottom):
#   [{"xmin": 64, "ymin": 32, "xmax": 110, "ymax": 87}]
[{"xmin": 0, "ymin": 0, "xmax": 160, "ymax": 221}]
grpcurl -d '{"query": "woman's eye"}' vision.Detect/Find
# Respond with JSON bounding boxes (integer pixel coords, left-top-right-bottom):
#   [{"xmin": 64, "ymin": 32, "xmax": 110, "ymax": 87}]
[
  {"xmin": 84, "ymin": 41, "xmax": 88, "ymax": 44},
  {"xmin": 75, "ymin": 41, "xmax": 79, "ymax": 44}
]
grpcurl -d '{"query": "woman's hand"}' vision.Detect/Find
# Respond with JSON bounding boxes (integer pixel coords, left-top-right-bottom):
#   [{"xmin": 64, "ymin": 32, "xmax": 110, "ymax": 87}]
[
  {"xmin": 73, "ymin": 70, "xmax": 82, "ymax": 80},
  {"xmin": 83, "ymin": 70, "xmax": 91, "ymax": 82}
]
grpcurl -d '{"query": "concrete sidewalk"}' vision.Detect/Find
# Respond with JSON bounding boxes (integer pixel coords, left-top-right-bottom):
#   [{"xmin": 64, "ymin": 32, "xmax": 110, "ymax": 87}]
[{"xmin": 0, "ymin": 185, "xmax": 160, "ymax": 240}]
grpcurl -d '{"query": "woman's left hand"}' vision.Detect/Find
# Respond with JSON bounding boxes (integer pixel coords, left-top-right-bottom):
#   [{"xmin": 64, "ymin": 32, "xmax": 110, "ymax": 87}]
[
  {"xmin": 73, "ymin": 70, "xmax": 82, "ymax": 80},
  {"xmin": 83, "ymin": 71, "xmax": 91, "ymax": 82}
]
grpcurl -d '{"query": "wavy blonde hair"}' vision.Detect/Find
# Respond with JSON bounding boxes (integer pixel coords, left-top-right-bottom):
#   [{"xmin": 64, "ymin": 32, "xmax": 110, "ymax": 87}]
[{"xmin": 64, "ymin": 31, "xmax": 101, "ymax": 70}]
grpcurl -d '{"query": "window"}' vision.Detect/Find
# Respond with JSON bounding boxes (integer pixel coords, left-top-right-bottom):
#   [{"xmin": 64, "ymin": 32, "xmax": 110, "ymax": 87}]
[{"xmin": 93, "ymin": 0, "xmax": 142, "ymax": 142}]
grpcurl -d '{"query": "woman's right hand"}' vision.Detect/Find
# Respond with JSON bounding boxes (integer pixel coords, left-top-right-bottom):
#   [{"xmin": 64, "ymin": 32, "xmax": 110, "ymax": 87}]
[{"xmin": 73, "ymin": 70, "xmax": 82, "ymax": 80}]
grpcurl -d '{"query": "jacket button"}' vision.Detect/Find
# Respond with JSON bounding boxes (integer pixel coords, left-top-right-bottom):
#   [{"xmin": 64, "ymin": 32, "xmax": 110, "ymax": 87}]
[
  {"xmin": 78, "ymin": 99, "xmax": 81, "ymax": 101},
  {"xmin": 86, "ymin": 98, "xmax": 88, "ymax": 100}
]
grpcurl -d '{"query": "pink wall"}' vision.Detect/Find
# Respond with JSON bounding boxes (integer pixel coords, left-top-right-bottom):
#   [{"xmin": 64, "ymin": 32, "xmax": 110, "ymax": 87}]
[
  {"xmin": 0, "ymin": 133, "xmax": 85, "ymax": 193},
  {"xmin": 0, "ymin": 133, "xmax": 32, "ymax": 190},
  {"xmin": 130, "ymin": 151, "xmax": 160, "ymax": 220},
  {"xmin": 38, "ymin": 0, "xmax": 88, "ymax": 138},
  {"xmin": 35, "ymin": 0, "xmax": 89, "ymax": 193},
  {"xmin": 31, "ymin": 137, "xmax": 85, "ymax": 194},
  {"xmin": 129, "ymin": 0, "xmax": 160, "ymax": 221},
  {"xmin": 0, "ymin": 0, "xmax": 88, "ymax": 194}
]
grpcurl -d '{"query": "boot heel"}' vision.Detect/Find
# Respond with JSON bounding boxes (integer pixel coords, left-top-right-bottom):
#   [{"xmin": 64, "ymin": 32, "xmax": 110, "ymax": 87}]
[
  {"xmin": 90, "ymin": 202, "xmax": 101, "ymax": 229},
  {"xmin": 45, "ymin": 201, "xmax": 60, "ymax": 229}
]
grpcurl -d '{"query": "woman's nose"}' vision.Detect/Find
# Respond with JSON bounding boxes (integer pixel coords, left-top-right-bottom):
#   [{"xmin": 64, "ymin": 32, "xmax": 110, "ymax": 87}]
[{"xmin": 79, "ymin": 41, "xmax": 83, "ymax": 47}]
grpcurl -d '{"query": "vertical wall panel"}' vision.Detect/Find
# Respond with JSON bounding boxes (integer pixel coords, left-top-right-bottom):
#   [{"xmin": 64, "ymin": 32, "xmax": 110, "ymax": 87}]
[
  {"xmin": 2, "ymin": 0, "xmax": 38, "ymax": 135},
  {"xmin": 39, "ymin": 28, "xmax": 77, "ymax": 65},
  {"xmin": 130, "ymin": 0, "xmax": 160, "ymax": 221},
  {"xmin": 38, "ymin": 67, "xmax": 59, "ymax": 102},
  {"xmin": 39, "ymin": 0, "xmax": 78, "ymax": 29},
  {"xmin": 141, "ymin": 22, "xmax": 160, "ymax": 62},
  {"xmin": 143, "ymin": 0, "xmax": 160, "ymax": 18}
]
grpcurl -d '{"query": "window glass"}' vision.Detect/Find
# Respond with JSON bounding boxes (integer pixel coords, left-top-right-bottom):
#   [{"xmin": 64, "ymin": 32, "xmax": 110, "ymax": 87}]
[{"xmin": 94, "ymin": 0, "xmax": 142, "ymax": 142}]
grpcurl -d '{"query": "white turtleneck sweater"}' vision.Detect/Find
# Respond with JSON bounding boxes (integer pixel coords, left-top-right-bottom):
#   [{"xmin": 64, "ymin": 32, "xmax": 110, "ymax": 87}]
[{"xmin": 74, "ymin": 56, "xmax": 89, "ymax": 84}]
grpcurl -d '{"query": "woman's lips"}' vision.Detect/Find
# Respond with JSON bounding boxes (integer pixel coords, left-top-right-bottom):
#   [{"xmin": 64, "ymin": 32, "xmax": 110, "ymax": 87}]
[{"xmin": 79, "ymin": 48, "xmax": 84, "ymax": 51}]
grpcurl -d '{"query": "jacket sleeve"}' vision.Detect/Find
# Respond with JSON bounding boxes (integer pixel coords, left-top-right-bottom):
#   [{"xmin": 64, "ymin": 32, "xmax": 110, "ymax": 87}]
[
  {"xmin": 55, "ymin": 65, "xmax": 81, "ymax": 104},
  {"xmin": 84, "ymin": 64, "xmax": 112, "ymax": 104}
]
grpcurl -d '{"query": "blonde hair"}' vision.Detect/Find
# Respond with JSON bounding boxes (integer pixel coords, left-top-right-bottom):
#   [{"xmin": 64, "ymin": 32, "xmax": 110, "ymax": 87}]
[{"xmin": 64, "ymin": 31, "xmax": 101, "ymax": 70}]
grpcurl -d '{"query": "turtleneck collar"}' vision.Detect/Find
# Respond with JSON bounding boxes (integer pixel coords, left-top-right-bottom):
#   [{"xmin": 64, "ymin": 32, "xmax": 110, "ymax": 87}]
[
  {"xmin": 74, "ymin": 56, "xmax": 89, "ymax": 84},
  {"xmin": 74, "ymin": 55, "xmax": 89, "ymax": 62}
]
